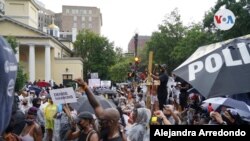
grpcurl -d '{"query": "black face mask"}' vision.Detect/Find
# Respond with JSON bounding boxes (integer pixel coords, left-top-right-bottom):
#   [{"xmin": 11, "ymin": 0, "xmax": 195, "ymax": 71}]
[
  {"xmin": 99, "ymin": 120, "xmax": 110, "ymax": 139},
  {"xmin": 23, "ymin": 103, "xmax": 28, "ymax": 106},
  {"xmin": 100, "ymin": 127, "xmax": 110, "ymax": 139},
  {"xmin": 25, "ymin": 119, "xmax": 34, "ymax": 125}
]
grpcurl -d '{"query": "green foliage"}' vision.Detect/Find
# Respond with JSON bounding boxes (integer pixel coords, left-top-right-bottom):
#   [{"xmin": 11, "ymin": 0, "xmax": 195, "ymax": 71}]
[
  {"xmin": 6, "ymin": 36, "xmax": 18, "ymax": 53},
  {"xmin": 171, "ymin": 24, "xmax": 216, "ymax": 68},
  {"xmin": 5, "ymin": 36, "xmax": 28, "ymax": 92},
  {"xmin": 74, "ymin": 30, "xmax": 116, "ymax": 80},
  {"xmin": 142, "ymin": 1, "xmax": 250, "ymax": 73},
  {"xmin": 109, "ymin": 57, "xmax": 133, "ymax": 82},
  {"xmin": 15, "ymin": 65, "xmax": 28, "ymax": 92},
  {"xmin": 146, "ymin": 9, "xmax": 186, "ymax": 71}
]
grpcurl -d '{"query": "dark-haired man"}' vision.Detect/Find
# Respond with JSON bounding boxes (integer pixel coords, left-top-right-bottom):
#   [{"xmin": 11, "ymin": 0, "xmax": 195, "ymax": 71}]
[{"xmin": 75, "ymin": 78, "xmax": 127, "ymax": 141}]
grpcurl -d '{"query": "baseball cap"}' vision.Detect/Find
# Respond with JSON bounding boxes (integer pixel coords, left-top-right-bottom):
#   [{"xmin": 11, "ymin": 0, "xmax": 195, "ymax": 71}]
[
  {"xmin": 76, "ymin": 112, "xmax": 94, "ymax": 123},
  {"xmin": 0, "ymin": 36, "xmax": 18, "ymax": 134}
]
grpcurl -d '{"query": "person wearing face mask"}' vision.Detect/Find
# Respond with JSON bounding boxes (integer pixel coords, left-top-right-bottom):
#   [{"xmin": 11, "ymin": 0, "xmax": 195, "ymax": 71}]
[
  {"xmin": 44, "ymin": 96, "xmax": 57, "ymax": 141},
  {"xmin": 21, "ymin": 98, "xmax": 31, "ymax": 115},
  {"xmin": 32, "ymin": 98, "xmax": 45, "ymax": 135},
  {"xmin": 75, "ymin": 78, "xmax": 127, "ymax": 141},
  {"xmin": 19, "ymin": 107, "xmax": 42, "ymax": 141},
  {"xmin": 66, "ymin": 111, "xmax": 99, "ymax": 141}
]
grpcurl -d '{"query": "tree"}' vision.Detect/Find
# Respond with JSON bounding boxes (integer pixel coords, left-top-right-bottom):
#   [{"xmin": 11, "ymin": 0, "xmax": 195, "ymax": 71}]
[
  {"xmin": 146, "ymin": 9, "xmax": 186, "ymax": 71},
  {"xmin": 170, "ymin": 24, "xmax": 216, "ymax": 68},
  {"xmin": 114, "ymin": 47, "xmax": 124, "ymax": 63},
  {"xmin": 203, "ymin": 0, "xmax": 250, "ymax": 41},
  {"xmin": 15, "ymin": 65, "xmax": 28, "ymax": 92},
  {"xmin": 74, "ymin": 30, "xmax": 116, "ymax": 80},
  {"xmin": 109, "ymin": 57, "xmax": 133, "ymax": 82},
  {"xmin": 6, "ymin": 36, "xmax": 18, "ymax": 53},
  {"xmin": 6, "ymin": 36, "xmax": 28, "ymax": 92}
]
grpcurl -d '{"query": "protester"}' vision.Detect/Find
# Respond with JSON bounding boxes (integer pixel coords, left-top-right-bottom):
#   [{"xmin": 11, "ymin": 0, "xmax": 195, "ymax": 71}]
[
  {"xmin": 127, "ymin": 108, "xmax": 151, "ymax": 141},
  {"xmin": 40, "ymin": 96, "xmax": 48, "ymax": 112},
  {"xmin": 44, "ymin": 96, "xmax": 58, "ymax": 141},
  {"xmin": 67, "ymin": 111, "xmax": 99, "ymax": 141},
  {"xmin": 150, "ymin": 64, "xmax": 169, "ymax": 110},
  {"xmin": 75, "ymin": 78, "xmax": 127, "ymax": 141},
  {"xmin": 221, "ymin": 108, "xmax": 244, "ymax": 125},
  {"xmin": 137, "ymin": 94, "xmax": 145, "ymax": 108},
  {"xmin": 162, "ymin": 105, "xmax": 181, "ymax": 125},
  {"xmin": 32, "ymin": 98, "xmax": 45, "ymax": 135},
  {"xmin": 153, "ymin": 110, "xmax": 171, "ymax": 125},
  {"xmin": 20, "ymin": 98, "xmax": 31, "ymax": 115},
  {"xmin": 2, "ymin": 118, "xmax": 22, "ymax": 141},
  {"xmin": 179, "ymin": 81, "xmax": 189, "ymax": 111},
  {"xmin": 19, "ymin": 107, "xmax": 42, "ymax": 141},
  {"xmin": 208, "ymin": 111, "xmax": 227, "ymax": 125}
]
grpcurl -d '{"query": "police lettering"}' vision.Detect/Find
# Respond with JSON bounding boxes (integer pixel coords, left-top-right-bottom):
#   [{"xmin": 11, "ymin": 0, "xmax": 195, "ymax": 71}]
[{"xmin": 189, "ymin": 43, "xmax": 250, "ymax": 81}]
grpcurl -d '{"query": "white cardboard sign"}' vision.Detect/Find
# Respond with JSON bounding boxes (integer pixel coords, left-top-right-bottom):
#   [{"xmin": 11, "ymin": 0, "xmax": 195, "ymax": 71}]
[
  {"xmin": 50, "ymin": 87, "xmax": 77, "ymax": 104},
  {"xmin": 88, "ymin": 79, "xmax": 101, "ymax": 88},
  {"xmin": 101, "ymin": 80, "xmax": 111, "ymax": 88}
]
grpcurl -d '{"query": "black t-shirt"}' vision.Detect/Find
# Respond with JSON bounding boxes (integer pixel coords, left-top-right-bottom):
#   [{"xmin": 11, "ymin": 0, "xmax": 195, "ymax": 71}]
[
  {"xmin": 104, "ymin": 136, "xmax": 123, "ymax": 141},
  {"xmin": 78, "ymin": 130, "xmax": 96, "ymax": 141},
  {"xmin": 101, "ymin": 131, "xmax": 123, "ymax": 141},
  {"xmin": 157, "ymin": 73, "xmax": 169, "ymax": 96}
]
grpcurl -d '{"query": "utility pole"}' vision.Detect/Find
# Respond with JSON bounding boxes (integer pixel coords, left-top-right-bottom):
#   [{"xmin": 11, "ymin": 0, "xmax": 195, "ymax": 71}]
[
  {"xmin": 134, "ymin": 33, "xmax": 138, "ymax": 82},
  {"xmin": 134, "ymin": 33, "xmax": 138, "ymax": 57}
]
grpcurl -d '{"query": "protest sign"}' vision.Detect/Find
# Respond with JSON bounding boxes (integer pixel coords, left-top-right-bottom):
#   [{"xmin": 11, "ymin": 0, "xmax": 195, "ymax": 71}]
[
  {"xmin": 101, "ymin": 80, "xmax": 111, "ymax": 88},
  {"xmin": 88, "ymin": 79, "xmax": 101, "ymax": 88},
  {"xmin": 50, "ymin": 87, "xmax": 77, "ymax": 104}
]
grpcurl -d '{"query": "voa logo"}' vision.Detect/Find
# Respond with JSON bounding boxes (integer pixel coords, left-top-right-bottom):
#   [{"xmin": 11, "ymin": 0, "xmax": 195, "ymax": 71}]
[{"xmin": 214, "ymin": 9, "xmax": 235, "ymax": 30}]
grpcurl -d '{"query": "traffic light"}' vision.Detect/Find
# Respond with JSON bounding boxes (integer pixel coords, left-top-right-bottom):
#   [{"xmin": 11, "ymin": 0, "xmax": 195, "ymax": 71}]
[{"xmin": 134, "ymin": 56, "xmax": 139, "ymax": 64}]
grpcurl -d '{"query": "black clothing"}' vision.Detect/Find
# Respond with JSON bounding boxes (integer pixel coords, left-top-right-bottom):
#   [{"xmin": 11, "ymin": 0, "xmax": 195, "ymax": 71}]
[{"xmin": 157, "ymin": 73, "xmax": 169, "ymax": 110}]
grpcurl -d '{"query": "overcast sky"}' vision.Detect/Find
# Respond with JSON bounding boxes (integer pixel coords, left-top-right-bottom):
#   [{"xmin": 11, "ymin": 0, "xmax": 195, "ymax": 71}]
[{"xmin": 40, "ymin": 0, "xmax": 217, "ymax": 52}]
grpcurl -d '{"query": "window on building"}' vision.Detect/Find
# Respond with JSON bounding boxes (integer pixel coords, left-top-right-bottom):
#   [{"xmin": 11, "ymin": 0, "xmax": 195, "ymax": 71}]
[
  {"xmin": 75, "ymin": 9, "xmax": 79, "ymax": 14},
  {"xmin": 88, "ymin": 24, "xmax": 92, "ymax": 28},
  {"xmin": 63, "ymin": 74, "xmax": 73, "ymax": 79},
  {"xmin": 82, "ymin": 16, "xmax": 85, "ymax": 21},
  {"xmin": 89, "ymin": 16, "xmax": 92, "ymax": 21},
  {"xmin": 82, "ymin": 23, "xmax": 85, "ymax": 28},
  {"xmin": 66, "ymin": 9, "xmax": 69, "ymax": 14},
  {"xmin": 50, "ymin": 30, "xmax": 53, "ymax": 36},
  {"xmin": 89, "ymin": 10, "xmax": 92, "ymax": 14},
  {"xmin": 73, "ymin": 23, "xmax": 77, "ymax": 28},
  {"xmin": 74, "ymin": 16, "xmax": 77, "ymax": 21},
  {"xmin": 83, "ymin": 10, "xmax": 87, "ymax": 14}
]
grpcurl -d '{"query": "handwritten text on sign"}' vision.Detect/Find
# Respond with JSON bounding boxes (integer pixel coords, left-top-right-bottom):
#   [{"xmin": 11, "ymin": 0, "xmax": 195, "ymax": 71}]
[{"xmin": 50, "ymin": 87, "xmax": 77, "ymax": 104}]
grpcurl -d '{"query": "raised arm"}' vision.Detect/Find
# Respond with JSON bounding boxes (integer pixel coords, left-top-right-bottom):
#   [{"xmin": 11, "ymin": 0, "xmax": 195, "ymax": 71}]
[{"xmin": 75, "ymin": 78, "xmax": 105, "ymax": 118}]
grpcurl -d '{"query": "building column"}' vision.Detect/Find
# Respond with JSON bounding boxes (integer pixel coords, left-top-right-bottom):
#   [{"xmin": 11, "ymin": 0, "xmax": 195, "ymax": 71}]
[
  {"xmin": 29, "ymin": 44, "xmax": 35, "ymax": 82},
  {"xmin": 45, "ymin": 45, "xmax": 51, "ymax": 81},
  {"xmin": 15, "ymin": 44, "xmax": 19, "ymax": 62}
]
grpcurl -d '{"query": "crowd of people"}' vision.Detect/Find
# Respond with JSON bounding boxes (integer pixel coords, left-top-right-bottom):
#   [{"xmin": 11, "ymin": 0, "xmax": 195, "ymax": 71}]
[{"xmin": 1, "ymin": 64, "xmax": 250, "ymax": 141}]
